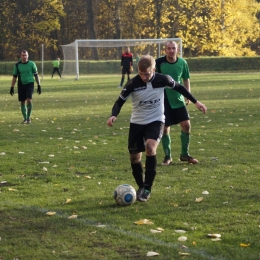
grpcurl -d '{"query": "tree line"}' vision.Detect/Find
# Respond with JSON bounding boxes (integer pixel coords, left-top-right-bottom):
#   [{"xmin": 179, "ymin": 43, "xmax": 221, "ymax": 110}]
[{"xmin": 0, "ymin": 0, "xmax": 259, "ymax": 61}]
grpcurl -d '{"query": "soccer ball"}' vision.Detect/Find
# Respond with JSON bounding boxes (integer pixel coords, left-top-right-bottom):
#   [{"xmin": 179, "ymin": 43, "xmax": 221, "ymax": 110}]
[{"xmin": 114, "ymin": 184, "xmax": 136, "ymax": 206}]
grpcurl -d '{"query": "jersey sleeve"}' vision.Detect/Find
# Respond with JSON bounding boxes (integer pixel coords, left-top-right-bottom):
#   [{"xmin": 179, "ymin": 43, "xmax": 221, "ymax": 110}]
[
  {"xmin": 12, "ymin": 65, "xmax": 18, "ymax": 77},
  {"xmin": 32, "ymin": 62, "xmax": 38, "ymax": 75},
  {"xmin": 181, "ymin": 60, "xmax": 190, "ymax": 80},
  {"xmin": 111, "ymin": 97, "xmax": 125, "ymax": 117}
]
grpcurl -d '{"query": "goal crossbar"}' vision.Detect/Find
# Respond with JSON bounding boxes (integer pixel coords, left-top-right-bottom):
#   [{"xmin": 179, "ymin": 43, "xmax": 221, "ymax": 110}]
[{"xmin": 61, "ymin": 38, "xmax": 182, "ymax": 79}]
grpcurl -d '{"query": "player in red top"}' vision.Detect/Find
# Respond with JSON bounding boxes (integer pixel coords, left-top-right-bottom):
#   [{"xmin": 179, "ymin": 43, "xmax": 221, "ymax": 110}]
[{"xmin": 118, "ymin": 46, "xmax": 133, "ymax": 88}]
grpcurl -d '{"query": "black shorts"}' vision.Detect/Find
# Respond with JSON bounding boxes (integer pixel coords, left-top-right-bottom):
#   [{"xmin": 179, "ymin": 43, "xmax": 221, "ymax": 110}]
[
  {"xmin": 122, "ymin": 67, "xmax": 131, "ymax": 74},
  {"xmin": 164, "ymin": 97, "xmax": 189, "ymax": 127},
  {"xmin": 18, "ymin": 82, "xmax": 34, "ymax": 101},
  {"xmin": 128, "ymin": 121, "xmax": 164, "ymax": 154}
]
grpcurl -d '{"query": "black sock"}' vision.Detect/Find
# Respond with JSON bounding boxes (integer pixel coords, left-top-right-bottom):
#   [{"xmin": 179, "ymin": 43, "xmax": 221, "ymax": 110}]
[
  {"xmin": 131, "ymin": 162, "xmax": 143, "ymax": 188},
  {"xmin": 144, "ymin": 155, "xmax": 157, "ymax": 192}
]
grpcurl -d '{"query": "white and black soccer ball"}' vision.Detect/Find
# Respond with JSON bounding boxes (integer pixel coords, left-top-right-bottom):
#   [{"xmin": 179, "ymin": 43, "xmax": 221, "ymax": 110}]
[{"xmin": 114, "ymin": 184, "xmax": 136, "ymax": 206}]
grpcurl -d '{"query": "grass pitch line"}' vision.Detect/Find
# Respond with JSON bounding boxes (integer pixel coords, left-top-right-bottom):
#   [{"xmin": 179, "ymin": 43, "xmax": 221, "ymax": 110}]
[{"xmin": 30, "ymin": 206, "xmax": 225, "ymax": 260}]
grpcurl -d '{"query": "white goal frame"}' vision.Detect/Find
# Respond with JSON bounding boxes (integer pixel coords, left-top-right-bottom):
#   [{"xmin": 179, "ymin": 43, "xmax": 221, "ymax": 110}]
[{"xmin": 61, "ymin": 38, "xmax": 182, "ymax": 80}]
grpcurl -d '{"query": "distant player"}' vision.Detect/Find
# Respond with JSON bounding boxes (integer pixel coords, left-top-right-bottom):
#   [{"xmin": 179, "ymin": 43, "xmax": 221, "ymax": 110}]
[
  {"xmin": 118, "ymin": 47, "xmax": 133, "ymax": 88},
  {"xmin": 10, "ymin": 50, "xmax": 41, "ymax": 124},
  {"xmin": 51, "ymin": 57, "xmax": 62, "ymax": 78},
  {"xmin": 156, "ymin": 40, "xmax": 197, "ymax": 165}
]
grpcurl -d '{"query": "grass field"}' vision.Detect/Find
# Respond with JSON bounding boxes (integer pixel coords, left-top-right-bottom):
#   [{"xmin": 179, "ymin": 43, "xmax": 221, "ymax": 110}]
[{"xmin": 0, "ymin": 73, "xmax": 259, "ymax": 259}]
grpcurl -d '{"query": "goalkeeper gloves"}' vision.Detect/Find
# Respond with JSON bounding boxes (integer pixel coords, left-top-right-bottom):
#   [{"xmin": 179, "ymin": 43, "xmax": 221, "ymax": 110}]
[
  {"xmin": 10, "ymin": 87, "xmax": 14, "ymax": 96},
  {"xmin": 37, "ymin": 85, "xmax": 42, "ymax": 95},
  {"xmin": 130, "ymin": 66, "xmax": 133, "ymax": 72},
  {"xmin": 120, "ymin": 66, "xmax": 123, "ymax": 70}
]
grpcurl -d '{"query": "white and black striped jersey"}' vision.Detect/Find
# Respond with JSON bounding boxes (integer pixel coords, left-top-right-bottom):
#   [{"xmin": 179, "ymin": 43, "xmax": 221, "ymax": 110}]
[{"xmin": 111, "ymin": 72, "xmax": 197, "ymax": 125}]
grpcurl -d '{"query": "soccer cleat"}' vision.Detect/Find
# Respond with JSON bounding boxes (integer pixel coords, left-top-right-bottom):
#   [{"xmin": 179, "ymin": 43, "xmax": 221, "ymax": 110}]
[
  {"xmin": 117, "ymin": 85, "xmax": 122, "ymax": 88},
  {"xmin": 137, "ymin": 188, "xmax": 150, "ymax": 202},
  {"xmin": 161, "ymin": 157, "xmax": 172, "ymax": 166},
  {"xmin": 20, "ymin": 119, "xmax": 27, "ymax": 124},
  {"xmin": 180, "ymin": 154, "xmax": 198, "ymax": 164},
  {"xmin": 26, "ymin": 118, "xmax": 31, "ymax": 124}
]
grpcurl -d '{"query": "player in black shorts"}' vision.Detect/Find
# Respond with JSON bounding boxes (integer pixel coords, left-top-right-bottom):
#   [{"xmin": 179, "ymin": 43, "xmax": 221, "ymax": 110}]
[
  {"xmin": 118, "ymin": 47, "xmax": 133, "ymax": 88},
  {"xmin": 107, "ymin": 55, "xmax": 207, "ymax": 202}
]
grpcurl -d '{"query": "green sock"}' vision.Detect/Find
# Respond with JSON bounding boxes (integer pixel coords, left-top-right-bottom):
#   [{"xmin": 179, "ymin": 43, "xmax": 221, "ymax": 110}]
[
  {"xmin": 180, "ymin": 131, "xmax": 190, "ymax": 156},
  {"xmin": 161, "ymin": 134, "xmax": 171, "ymax": 159},
  {"xmin": 21, "ymin": 104, "xmax": 27, "ymax": 120},
  {"xmin": 27, "ymin": 102, "xmax": 33, "ymax": 119}
]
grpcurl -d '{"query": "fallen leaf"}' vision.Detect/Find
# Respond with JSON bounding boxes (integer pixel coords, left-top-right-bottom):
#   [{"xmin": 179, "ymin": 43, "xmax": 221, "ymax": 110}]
[
  {"xmin": 134, "ymin": 219, "xmax": 154, "ymax": 225},
  {"xmin": 202, "ymin": 191, "xmax": 209, "ymax": 195},
  {"xmin": 97, "ymin": 224, "xmax": 106, "ymax": 228},
  {"xmin": 150, "ymin": 229, "xmax": 162, "ymax": 233},
  {"xmin": 179, "ymin": 252, "xmax": 191, "ymax": 256},
  {"xmin": 156, "ymin": 227, "xmax": 164, "ymax": 231},
  {"xmin": 174, "ymin": 230, "xmax": 186, "ymax": 234},
  {"xmin": 65, "ymin": 198, "xmax": 71, "ymax": 203},
  {"xmin": 46, "ymin": 212, "xmax": 56, "ymax": 216},
  {"xmin": 42, "ymin": 167, "xmax": 48, "ymax": 171},
  {"xmin": 207, "ymin": 234, "xmax": 221, "ymax": 238},
  {"xmin": 195, "ymin": 197, "xmax": 203, "ymax": 202},
  {"xmin": 8, "ymin": 188, "xmax": 18, "ymax": 191},
  {"xmin": 178, "ymin": 236, "xmax": 188, "ymax": 242},
  {"xmin": 146, "ymin": 251, "xmax": 159, "ymax": 257},
  {"xmin": 68, "ymin": 214, "xmax": 78, "ymax": 219},
  {"xmin": 48, "ymin": 154, "xmax": 55, "ymax": 157},
  {"xmin": 240, "ymin": 243, "xmax": 250, "ymax": 248},
  {"xmin": 182, "ymin": 168, "xmax": 188, "ymax": 171},
  {"xmin": 211, "ymin": 238, "xmax": 221, "ymax": 241},
  {"xmin": 12, "ymin": 129, "xmax": 20, "ymax": 132}
]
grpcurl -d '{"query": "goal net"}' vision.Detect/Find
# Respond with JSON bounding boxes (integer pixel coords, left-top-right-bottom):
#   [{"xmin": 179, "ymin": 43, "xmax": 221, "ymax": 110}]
[{"xmin": 61, "ymin": 38, "xmax": 182, "ymax": 79}]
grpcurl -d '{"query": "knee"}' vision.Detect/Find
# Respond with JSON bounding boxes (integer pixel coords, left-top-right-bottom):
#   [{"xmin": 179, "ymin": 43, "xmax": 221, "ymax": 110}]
[{"xmin": 181, "ymin": 122, "xmax": 191, "ymax": 133}]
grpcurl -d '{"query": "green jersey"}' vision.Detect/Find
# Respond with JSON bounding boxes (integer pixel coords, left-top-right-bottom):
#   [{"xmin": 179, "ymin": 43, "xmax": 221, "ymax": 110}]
[
  {"xmin": 13, "ymin": 61, "xmax": 38, "ymax": 85},
  {"xmin": 156, "ymin": 56, "xmax": 190, "ymax": 109},
  {"xmin": 52, "ymin": 60, "xmax": 60, "ymax": 68}
]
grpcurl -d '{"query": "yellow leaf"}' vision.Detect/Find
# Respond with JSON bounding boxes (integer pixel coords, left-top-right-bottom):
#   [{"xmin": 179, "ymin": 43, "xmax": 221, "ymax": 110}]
[
  {"xmin": 68, "ymin": 214, "xmax": 78, "ymax": 219},
  {"xmin": 179, "ymin": 252, "xmax": 191, "ymax": 256},
  {"xmin": 46, "ymin": 212, "xmax": 56, "ymax": 216},
  {"xmin": 8, "ymin": 188, "xmax": 18, "ymax": 191},
  {"xmin": 240, "ymin": 243, "xmax": 250, "ymax": 248},
  {"xmin": 134, "ymin": 219, "xmax": 154, "ymax": 225},
  {"xmin": 66, "ymin": 198, "xmax": 71, "ymax": 203},
  {"xmin": 195, "ymin": 197, "xmax": 203, "ymax": 202}
]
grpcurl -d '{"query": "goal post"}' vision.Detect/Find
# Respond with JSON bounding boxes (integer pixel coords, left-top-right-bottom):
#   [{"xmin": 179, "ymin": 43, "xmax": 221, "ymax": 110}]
[{"xmin": 61, "ymin": 38, "xmax": 182, "ymax": 79}]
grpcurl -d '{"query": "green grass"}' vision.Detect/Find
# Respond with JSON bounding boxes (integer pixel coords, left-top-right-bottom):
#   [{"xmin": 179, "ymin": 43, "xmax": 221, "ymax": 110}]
[{"xmin": 0, "ymin": 72, "xmax": 259, "ymax": 259}]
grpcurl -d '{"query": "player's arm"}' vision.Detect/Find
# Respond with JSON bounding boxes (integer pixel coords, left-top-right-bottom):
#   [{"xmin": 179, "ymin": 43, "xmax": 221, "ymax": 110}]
[
  {"xmin": 10, "ymin": 76, "xmax": 17, "ymax": 95},
  {"xmin": 183, "ymin": 78, "xmax": 190, "ymax": 105},
  {"xmin": 107, "ymin": 97, "xmax": 126, "ymax": 126},
  {"xmin": 173, "ymin": 83, "xmax": 207, "ymax": 113}
]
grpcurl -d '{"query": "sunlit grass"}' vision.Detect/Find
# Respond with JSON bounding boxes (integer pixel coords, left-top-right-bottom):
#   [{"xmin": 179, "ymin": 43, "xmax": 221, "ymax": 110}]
[{"xmin": 0, "ymin": 73, "xmax": 259, "ymax": 259}]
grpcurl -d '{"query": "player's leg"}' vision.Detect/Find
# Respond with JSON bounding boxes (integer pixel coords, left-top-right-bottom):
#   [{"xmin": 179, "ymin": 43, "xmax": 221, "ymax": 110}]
[
  {"xmin": 51, "ymin": 68, "xmax": 55, "ymax": 78},
  {"xmin": 18, "ymin": 83, "xmax": 27, "ymax": 123},
  {"xmin": 119, "ymin": 69, "xmax": 127, "ymax": 88},
  {"xmin": 128, "ymin": 123, "xmax": 145, "ymax": 192},
  {"xmin": 179, "ymin": 119, "xmax": 198, "ymax": 163},
  {"xmin": 57, "ymin": 68, "xmax": 62, "ymax": 78},
  {"xmin": 161, "ymin": 98, "xmax": 176, "ymax": 165},
  {"xmin": 25, "ymin": 83, "xmax": 34, "ymax": 123},
  {"xmin": 161, "ymin": 126, "xmax": 172, "ymax": 165},
  {"xmin": 137, "ymin": 121, "xmax": 163, "ymax": 202},
  {"xmin": 127, "ymin": 69, "xmax": 131, "ymax": 81}
]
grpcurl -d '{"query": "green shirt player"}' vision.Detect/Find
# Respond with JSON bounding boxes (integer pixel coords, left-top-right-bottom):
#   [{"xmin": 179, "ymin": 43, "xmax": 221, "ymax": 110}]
[
  {"xmin": 51, "ymin": 58, "xmax": 62, "ymax": 78},
  {"xmin": 156, "ymin": 40, "xmax": 198, "ymax": 165},
  {"xmin": 10, "ymin": 50, "xmax": 41, "ymax": 124}
]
